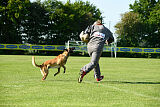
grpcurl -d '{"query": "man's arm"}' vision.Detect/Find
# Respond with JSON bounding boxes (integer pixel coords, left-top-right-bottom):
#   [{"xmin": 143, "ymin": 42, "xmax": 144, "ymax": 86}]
[{"xmin": 108, "ymin": 36, "xmax": 114, "ymax": 44}]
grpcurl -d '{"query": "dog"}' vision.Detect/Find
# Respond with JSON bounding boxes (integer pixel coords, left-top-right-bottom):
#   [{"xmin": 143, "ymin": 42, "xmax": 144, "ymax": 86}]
[{"xmin": 32, "ymin": 47, "xmax": 75, "ymax": 80}]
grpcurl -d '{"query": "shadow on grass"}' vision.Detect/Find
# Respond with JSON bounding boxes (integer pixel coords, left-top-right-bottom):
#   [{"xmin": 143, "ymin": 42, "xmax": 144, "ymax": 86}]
[
  {"xmin": 100, "ymin": 81, "xmax": 160, "ymax": 84},
  {"xmin": 42, "ymin": 78, "xmax": 160, "ymax": 85}
]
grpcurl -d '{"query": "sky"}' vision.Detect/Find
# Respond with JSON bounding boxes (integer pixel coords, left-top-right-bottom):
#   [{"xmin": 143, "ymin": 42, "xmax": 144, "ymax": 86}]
[{"xmin": 30, "ymin": 0, "xmax": 136, "ymax": 33}]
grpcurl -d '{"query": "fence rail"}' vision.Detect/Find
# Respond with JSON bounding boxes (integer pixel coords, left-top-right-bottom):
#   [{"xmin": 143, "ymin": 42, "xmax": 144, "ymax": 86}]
[{"xmin": 0, "ymin": 44, "xmax": 160, "ymax": 53}]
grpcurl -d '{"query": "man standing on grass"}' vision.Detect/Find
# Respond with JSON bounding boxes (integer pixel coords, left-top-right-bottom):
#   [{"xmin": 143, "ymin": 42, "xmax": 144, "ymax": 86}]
[{"xmin": 78, "ymin": 20, "xmax": 114, "ymax": 83}]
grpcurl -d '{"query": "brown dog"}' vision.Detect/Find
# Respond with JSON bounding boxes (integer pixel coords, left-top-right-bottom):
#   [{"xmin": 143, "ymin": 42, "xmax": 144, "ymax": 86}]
[{"xmin": 32, "ymin": 47, "xmax": 75, "ymax": 80}]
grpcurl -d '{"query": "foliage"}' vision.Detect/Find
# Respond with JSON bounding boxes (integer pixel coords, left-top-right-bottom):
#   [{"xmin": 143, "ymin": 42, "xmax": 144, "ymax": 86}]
[
  {"xmin": 115, "ymin": 12, "xmax": 143, "ymax": 47},
  {"xmin": 22, "ymin": 1, "xmax": 49, "ymax": 44},
  {"xmin": 115, "ymin": 0, "xmax": 160, "ymax": 48},
  {"xmin": 0, "ymin": 0, "xmax": 102, "ymax": 45},
  {"xmin": 0, "ymin": 0, "xmax": 30, "ymax": 43},
  {"xmin": 41, "ymin": 0, "xmax": 102, "ymax": 45},
  {"xmin": 130, "ymin": 0, "xmax": 160, "ymax": 48}
]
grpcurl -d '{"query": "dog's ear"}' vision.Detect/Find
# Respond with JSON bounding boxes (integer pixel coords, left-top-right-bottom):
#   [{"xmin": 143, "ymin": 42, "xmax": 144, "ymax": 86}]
[
  {"xmin": 70, "ymin": 47, "xmax": 75, "ymax": 50},
  {"xmin": 63, "ymin": 48, "xmax": 68, "ymax": 52},
  {"xmin": 68, "ymin": 47, "xmax": 75, "ymax": 53}
]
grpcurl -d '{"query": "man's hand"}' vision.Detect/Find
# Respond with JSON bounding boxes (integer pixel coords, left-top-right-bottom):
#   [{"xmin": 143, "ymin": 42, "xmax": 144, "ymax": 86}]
[
  {"xmin": 107, "ymin": 37, "xmax": 114, "ymax": 44},
  {"xmin": 105, "ymin": 40, "xmax": 108, "ymax": 45}
]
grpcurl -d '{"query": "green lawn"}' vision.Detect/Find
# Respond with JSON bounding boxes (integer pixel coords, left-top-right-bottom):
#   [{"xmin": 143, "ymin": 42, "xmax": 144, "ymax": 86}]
[{"xmin": 0, "ymin": 55, "xmax": 160, "ymax": 107}]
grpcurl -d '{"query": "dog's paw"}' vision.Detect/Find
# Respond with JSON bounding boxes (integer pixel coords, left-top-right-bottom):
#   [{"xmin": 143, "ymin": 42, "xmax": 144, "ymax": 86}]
[{"xmin": 41, "ymin": 79, "xmax": 45, "ymax": 81}]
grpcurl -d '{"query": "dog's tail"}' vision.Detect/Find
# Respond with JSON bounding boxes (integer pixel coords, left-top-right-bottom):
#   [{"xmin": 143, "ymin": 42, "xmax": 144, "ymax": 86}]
[{"xmin": 32, "ymin": 56, "xmax": 41, "ymax": 68}]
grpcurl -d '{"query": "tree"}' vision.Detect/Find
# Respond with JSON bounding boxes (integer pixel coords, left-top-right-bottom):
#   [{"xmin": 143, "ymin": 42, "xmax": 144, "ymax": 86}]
[
  {"xmin": 0, "ymin": 0, "xmax": 30, "ymax": 43},
  {"xmin": 42, "ymin": 0, "xmax": 67, "ymax": 45},
  {"xmin": 22, "ymin": 1, "xmax": 49, "ymax": 44},
  {"xmin": 129, "ymin": 0, "xmax": 160, "ymax": 47},
  {"xmin": 115, "ymin": 12, "xmax": 143, "ymax": 47},
  {"xmin": 0, "ymin": 0, "xmax": 103, "ymax": 45},
  {"xmin": 42, "ymin": 0, "xmax": 103, "ymax": 45}
]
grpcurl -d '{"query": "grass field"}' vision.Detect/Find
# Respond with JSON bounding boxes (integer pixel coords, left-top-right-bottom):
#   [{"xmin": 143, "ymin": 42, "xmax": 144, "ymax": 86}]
[{"xmin": 0, "ymin": 55, "xmax": 160, "ymax": 107}]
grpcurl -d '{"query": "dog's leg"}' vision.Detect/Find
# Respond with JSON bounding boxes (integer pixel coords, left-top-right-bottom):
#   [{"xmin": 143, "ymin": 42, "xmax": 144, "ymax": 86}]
[
  {"xmin": 42, "ymin": 71, "xmax": 48, "ymax": 80},
  {"xmin": 54, "ymin": 67, "xmax": 60, "ymax": 76},
  {"xmin": 62, "ymin": 65, "xmax": 66, "ymax": 73},
  {"xmin": 40, "ymin": 69, "xmax": 44, "ymax": 76},
  {"xmin": 42, "ymin": 68, "xmax": 49, "ymax": 80}
]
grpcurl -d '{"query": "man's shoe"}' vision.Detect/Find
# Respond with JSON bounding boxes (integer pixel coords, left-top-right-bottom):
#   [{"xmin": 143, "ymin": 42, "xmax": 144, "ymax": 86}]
[
  {"xmin": 78, "ymin": 70, "xmax": 86, "ymax": 83},
  {"xmin": 96, "ymin": 76, "xmax": 104, "ymax": 82}
]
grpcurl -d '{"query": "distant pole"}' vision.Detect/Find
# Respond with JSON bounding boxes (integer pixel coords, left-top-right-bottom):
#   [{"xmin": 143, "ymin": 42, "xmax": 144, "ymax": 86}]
[
  {"xmin": 111, "ymin": 43, "xmax": 113, "ymax": 58},
  {"xmin": 109, "ymin": 21, "xmax": 111, "ymax": 30},
  {"xmin": 68, "ymin": 40, "xmax": 69, "ymax": 48}
]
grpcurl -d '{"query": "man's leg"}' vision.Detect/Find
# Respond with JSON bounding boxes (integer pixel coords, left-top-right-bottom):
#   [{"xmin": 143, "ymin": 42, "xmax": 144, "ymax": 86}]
[
  {"xmin": 81, "ymin": 51, "xmax": 101, "ymax": 73},
  {"xmin": 78, "ymin": 51, "xmax": 101, "ymax": 83},
  {"xmin": 93, "ymin": 63, "xmax": 101, "ymax": 78},
  {"xmin": 93, "ymin": 51, "xmax": 104, "ymax": 81},
  {"xmin": 93, "ymin": 63, "xmax": 104, "ymax": 81}
]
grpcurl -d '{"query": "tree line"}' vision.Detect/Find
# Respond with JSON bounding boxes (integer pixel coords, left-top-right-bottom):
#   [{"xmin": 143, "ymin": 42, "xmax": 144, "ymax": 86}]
[
  {"xmin": 1, "ymin": 0, "xmax": 159, "ymax": 48},
  {"xmin": 0, "ymin": 0, "xmax": 102, "ymax": 45},
  {"xmin": 115, "ymin": 0, "xmax": 160, "ymax": 48}
]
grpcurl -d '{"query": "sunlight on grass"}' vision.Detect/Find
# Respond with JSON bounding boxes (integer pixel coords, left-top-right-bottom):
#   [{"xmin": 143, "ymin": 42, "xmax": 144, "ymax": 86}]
[{"xmin": 0, "ymin": 55, "xmax": 160, "ymax": 107}]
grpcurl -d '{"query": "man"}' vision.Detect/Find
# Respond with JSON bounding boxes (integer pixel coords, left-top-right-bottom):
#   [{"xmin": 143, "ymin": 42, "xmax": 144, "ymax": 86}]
[{"xmin": 78, "ymin": 20, "xmax": 114, "ymax": 83}]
